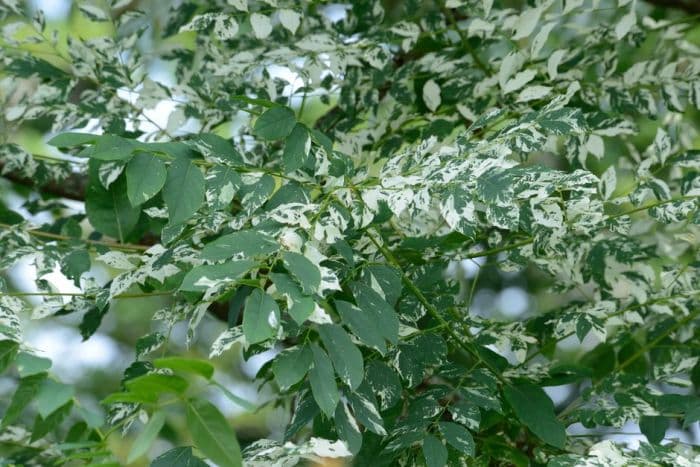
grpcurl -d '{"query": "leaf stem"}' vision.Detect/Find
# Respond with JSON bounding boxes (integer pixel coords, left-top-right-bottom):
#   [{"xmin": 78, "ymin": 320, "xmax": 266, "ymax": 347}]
[
  {"xmin": 0, "ymin": 222, "xmax": 149, "ymax": 251},
  {"xmin": 557, "ymin": 304, "xmax": 700, "ymax": 420},
  {"xmin": 365, "ymin": 226, "xmax": 506, "ymax": 383}
]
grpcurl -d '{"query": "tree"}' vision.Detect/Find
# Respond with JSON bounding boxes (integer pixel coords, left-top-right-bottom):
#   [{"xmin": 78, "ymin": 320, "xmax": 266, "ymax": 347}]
[{"xmin": 1, "ymin": 0, "xmax": 699, "ymax": 465}]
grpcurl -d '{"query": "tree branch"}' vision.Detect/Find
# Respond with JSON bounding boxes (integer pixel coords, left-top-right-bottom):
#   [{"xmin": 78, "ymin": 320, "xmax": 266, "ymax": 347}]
[{"xmin": 1, "ymin": 162, "xmax": 88, "ymax": 201}]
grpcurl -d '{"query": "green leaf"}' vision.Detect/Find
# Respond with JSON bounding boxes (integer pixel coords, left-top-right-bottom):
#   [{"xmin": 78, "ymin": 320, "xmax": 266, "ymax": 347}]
[
  {"xmin": 36, "ymin": 379, "xmax": 74, "ymax": 418},
  {"xmin": 190, "ymin": 133, "xmax": 243, "ymax": 164},
  {"xmin": 179, "ymin": 260, "xmax": 255, "ymax": 292},
  {"xmin": 202, "ymin": 230, "xmax": 279, "ymax": 261},
  {"xmin": 242, "ymin": 289, "xmax": 280, "ymax": 344},
  {"xmin": 16, "ymin": 352, "xmax": 51, "ymax": 377},
  {"xmin": 81, "ymin": 135, "xmax": 137, "ymax": 161},
  {"xmin": 32, "ymin": 400, "xmax": 73, "ymax": 441},
  {"xmin": 639, "ymin": 415, "xmax": 668, "ymax": 444},
  {"xmin": 318, "ymin": 324, "xmax": 364, "ymax": 390},
  {"xmin": 186, "ymin": 399, "xmax": 242, "ymax": 467},
  {"xmin": 163, "ymin": 157, "xmax": 205, "ymax": 225},
  {"xmin": 335, "ymin": 402, "xmax": 362, "ymax": 455},
  {"xmin": 60, "ymin": 249, "xmax": 91, "ymax": 286},
  {"xmin": 422, "ymin": 434, "xmax": 448, "ymax": 467},
  {"xmin": 125, "ymin": 373, "xmax": 189, "ymax": 396},
  {"xmin": 438, "ymin": 422, "xmax": 475, "ymax": 457},
  {"xmin": 347, "ymin": 392, "xmax": 386, "ymax": 435},
  {"xmin": 365, "ymin": 361, "xmax": 402, "ymax": 410},
  {"xmin": 76, "ymin": 405, "xmax": 104, "ymax": 428},
  {"xmin": 361, "ymin": 265, "xmax": 402, "ymax": 306},
  {"xmin": 272, "ymin": 345, "xmax": 313, "ymax": 391},
  {"xmin": 350, "ymin": 281, "xmax": 399, "ymax": 344},
  {"xmin": 153, "ymin": 357, "xmax": 214, "ymax": 379},
  {"xmin": 205, "ymin": 166, "xmax": 241, "ymax": 210},
  {"xmin": 151, "ymin": 447, "xmax": 208, "ymax": 467},
  {"xmin": 283, "ymin": 123, "xmax": 311, "ymax": 172},
  {"xmin": 336, "ymin": 300, "xmax": 386, "ymax": 354},
  {"xmin": 47, "ymin": 132, "xmax": 99, "ymax": 147},
  {"xmin": 253, "ymin": 106, "xmax": 297, "ymax": 140},
  {"xmin": 102, "ymin": 391, "xmax": 159, "ymax": 405},
  {"xmin": 126, "ymin": 153, "xmax": 167, "ymax": 206},
  {"xmin": 0, "ymin": 340, "xmax": 19, "ymax": 373},
  {"xmin": 308, "ymin": 343, "xmax": 339, "ymax": 417},
  {"xmin": 210, "ymin": 380, "xmax": 257, "ymax": 412},
  {"xmin": 128, "ymin": 411, "xmax": 166, "ymax": 463},
  {"xmin": 448, "ymin": 401, "xmax": 481, "ymax": 431},
  {"xmin": 136, "ymin": 332, "xmax": 166, "ymax": 359},
  {"xmin": 282, "ymin": 251, "xmax": 320, "ymax": 294},
  {"xmin": 79, "ymin": 305, "xmax": 109, "ymax": 340},
  {"xmin": 268, "ymin": 272, "xmax": 314, "ymax": 325},
  {"xmin": 503, "ymin": 383, "xmax": 566, "ymax": 448},
  {"xmin": 395, "ymin": 334, "xmax": 447, "ymax": 388},
  {"xmin": 2, "ymin": 372, "xmax": 46, "ymax": 428},
  {"xmin": 85, "ymin": 176, "xmax": 140, "ymax": 242}
]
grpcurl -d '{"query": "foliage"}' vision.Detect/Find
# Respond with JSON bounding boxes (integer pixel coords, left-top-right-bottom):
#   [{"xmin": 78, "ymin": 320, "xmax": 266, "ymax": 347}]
[{"xmin": 1, "ymin": 0, "xmax": 700, "ymax": 465}]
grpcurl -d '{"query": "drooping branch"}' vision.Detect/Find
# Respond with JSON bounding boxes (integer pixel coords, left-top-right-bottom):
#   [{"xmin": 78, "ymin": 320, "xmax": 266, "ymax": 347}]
[{"xmin": 0, "ymin": 161, "xmax": 88, "ymax": 201}]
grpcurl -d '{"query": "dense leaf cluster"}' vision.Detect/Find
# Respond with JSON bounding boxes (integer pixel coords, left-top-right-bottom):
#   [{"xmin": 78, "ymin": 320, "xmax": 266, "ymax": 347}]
[{"xmin": 1, "ymin": 0, "xmax": 700, "ymax": 465}]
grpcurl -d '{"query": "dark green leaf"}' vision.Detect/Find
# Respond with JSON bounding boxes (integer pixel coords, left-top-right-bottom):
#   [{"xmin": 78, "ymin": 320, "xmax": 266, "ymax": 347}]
[
  {"xmin": 163, "ymin": 157, "xmax": 205, "ymax": 225},
  {"xmin": 360, "ymin": 265, "xmax": 402, "ymax": 306},
  {"xmin": 437, "ymin": 422, "xmax": 474, "ymax": 457},
  {"xmin": 126, "ymin": 153, "xmax": 167, "ymax": 206},
  {"xmin": 202, "ymin": 230, "xmax": 279, "ymax": 261},
  {"xmin": 350, "ymin": 281, "xmax": 399, "ymax": 344},
  {"xmin": 253, "ymin": 106, "xmax": 297, "ymax": 140},
  {"xmin": 282, "ymin": 251, "xmax": 320, "ymax": 294},
  {"xmin": 423, "ymin": 434, "xmax": 448, "ymax": 467},
  {"xmin": 81, "ymin": 135, "xmax": 137, "ymax": 161},
  {"xmin": 336, "ymin": 300, "xmax": 386, "ymax": 354},
  {"xmin": 503, "ymin": 384, "xmax": 566, "ymax": 448},
  {"xmin": 79, "ymin": 305, "xmax": 109, "ymax": 340},
  {"xmin": 335, "ymin": 402, "xmax": 362, "ymax": 455},
  {"xmin": 268, "ymin": 272, "xmax": 314, "ymax": 325},
  {"xmin": 242, "ymin": 289, "xmax": 280, "ymax": 344},
  {"xmin": 85, "ymin": 176, "xmax": 140, "ymax": 242},
  {"xmin": 179, "ymin": 260, "xmax": 255, "ymax": 292},
  {"xmin": 32, "ymin": 401, "xmax": 73, "ymax": 441},
  {"xmin": 448, "ymin": 401, "xmax": 481, "ymax": 431},
  {"xmin": 318, "ymin": 324, "xmax": 364, "ymax": 390},
  {"xmin": 639, "ymin": 415, "xmax": 668, "ymax": 444},
  {"xmin": 308, "ymin": 343, "xmax": 339, "ymax": 417},
  {"xmin": 0, "ymin": 340, "xmax": 19, "ymax": 374},
  {"xmin": 190, "ymin": 133, "xmax": 243, "ymax": 164},
  {"xmin": 205, "ymin": 166, "xmax": 241, "ymax": 210},
  {"xmin": 365, "ymin": 361, "xmax": 402, "ymax": 410},
  {"xmin": 272, "ymin": 345, "xmax": 312, "ymax": 391},
  {"xmin": 60, "ymin": 249, "xmax": 90, "ymax": 286},
  {"xmin": 347, "ymin": 392, "xmax": 386, "ymax": 435},
  {"xmin": 186, "ymin": 399, "xmax": 242, "ymax": 467},
  {"xmin": 151, "ymin": 447, "xmax": 208, "ymax": 467},
  {"xmin": 283, "ymin": 123, "xmax": 311, "ymax": 172},
  {"xmin": 2, "ymin": 372, "xmax": 47, "ymax": 428}
]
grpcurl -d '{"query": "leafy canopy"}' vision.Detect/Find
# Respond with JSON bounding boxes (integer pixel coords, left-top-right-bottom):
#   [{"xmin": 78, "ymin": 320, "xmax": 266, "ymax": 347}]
[{"xmin": 1, "ymin": 0, "xmax": 700, "ymax": 465}]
